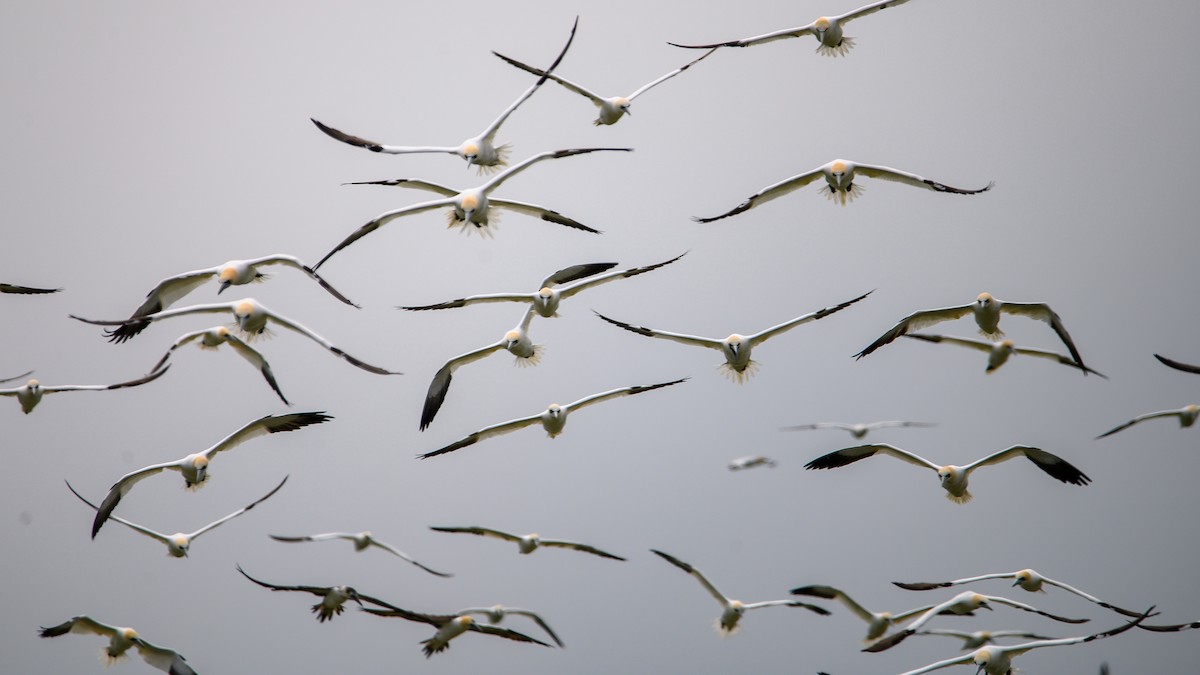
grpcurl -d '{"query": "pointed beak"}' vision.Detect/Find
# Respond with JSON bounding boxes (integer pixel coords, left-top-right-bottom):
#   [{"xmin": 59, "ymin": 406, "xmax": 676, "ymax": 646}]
[{"xmin": 218, "ymin": 281, "xmax": 231, "ymax": 294}]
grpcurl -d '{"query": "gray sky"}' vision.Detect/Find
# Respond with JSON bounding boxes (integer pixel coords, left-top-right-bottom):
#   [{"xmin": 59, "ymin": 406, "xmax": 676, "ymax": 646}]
[{"xmin": 4, "ymin": 1, "xmax": 1199, "ymax": 673}]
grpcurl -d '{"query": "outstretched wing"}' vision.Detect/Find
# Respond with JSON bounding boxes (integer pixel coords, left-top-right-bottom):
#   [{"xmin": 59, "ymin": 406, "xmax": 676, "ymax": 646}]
[
  {"xmin": 962, "ymin": 445, "xmax": 1090, "ymax": 486},
  {"xmin": 538, "ymin": 538, "xmax": 626, "ymax": 561},
  {"xmin": 43, "ymin": 365, "xmax": 170, "ymax": 394},
  {"xmin": 429, "ymin": 525, "xmax": 523, "ymax": 543},
  {"xmin": 420, "ymin": 342, "xmax": 507, "ymax": 430},
  {"xmin": 314, "ymin": 197, "xmax": 455, "ymax": 270},
  {"xmin": 804, "ymin": 443, "xmax": 941, "ymax": 472},
  {"xmin": 557, "ymin": 253, "xmax": 686, "ymax": 299},
  {"xmin": 492, "ymin": 51, "xmax": 605, "ymax": 105},
  {"xmin": 223, "ymin": 334, "xmax": 290, "ymax": 404},
  {"xmin": 668, "ymin": 22, "xmax": 818, "ymax": 49},
  {"xmin": 594, "ymin": 311, "xmax": 725, "ymax": 351},
  {"xmin": 264, "ymin": 309, "xmax": 398, "ymax": 375},
  {"xmin": 651, "ymin": 549, "xmax": 729, "ymax": 606},
  {"xmin": 692, "ymin": 166, "xmax": 826, "ymax": 222},
  {"xmin": 478, "ymin": 16, "xmax": 578, "ymax": 141},
  {"xmin": 999, "ymin": 301, "xmax": 1084, "ymax": 367},
  {"xmin": 187, "ymin": 475, "xmax": 288, "ymax": 540},
  {"xmin": 564, "ymin": 378, "xmax": 687, "ymax": 414},
  {"xmin": 748, "ymin": 290, "xmax": 872, "ymax": 344},
  {"xmin": 417, "ymin": 412, "xmax": 545, "ymax": 459},
  {"xmin": 854, "ymin": 303, "xmax": 974, "ymax": 358},
  {"xmin": 627, "ymin": 49, "xmax": 716, "ymax": 101},
  {"xmin": 1155, "ymin": 353, "xmax": 1200, "ymax": 374},
  {"xmin": 855, "ymin": 163, "xmax": 994, "ymax": 195},
  {"xmin": 836, "ymin": 0, "xmax": 914, "ymax": 23},
  {"xmin": 368, "ymin": 538, "xmax": 454, "ymax": 578},
  {"xmin": 202, "ymin": 411, "xmax": 333, "ymax": 461},
  {"xmin": 1096, "ymin": 409, "xmax": 1186, "ymax": 439},
  {"xmin": 310, "ymin": 118, "xmax": 459, "ymax": 156},
  {"xmin": 0, "ymin": 283, "xmax": 61, "ymax": 294},
  {"xmin": 489, "ymin": 198, "xmax": 601, "ymax": 233}
]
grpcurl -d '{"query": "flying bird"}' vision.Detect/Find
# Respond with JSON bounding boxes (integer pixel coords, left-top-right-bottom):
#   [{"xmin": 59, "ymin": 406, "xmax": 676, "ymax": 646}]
[
  {"xmin": 316, "ymin": 147, "xmax": 630, "ymax": 269},
  {"xmin": 67, "ymin": 476, "xmax": 287, "ymax": 558},
  {"xmin": 1, "ymin": 282, "xmax": 60, "ymax": 294},
  {"xmin": 595, "ymin": 291, "xmax": 870, "ymax": 383},
  {"xmin": 780, "ymin": 420, "xmax": 935, "ymax": 438},
  {"xmin": 804, "ymin": 443, "xmax": 1091, "ymax": 504},
  {"xmin": 1096, "ymin": 404, "xmax": 1200, "ymax": 439},
  {"xmin": 419, "ymin": 307, "xmax": 541, "ymax": 431},
  {"xmin": 71, "ymin": 298, "xmax": 399, "ymax": 374},
  {"xmin": 429, "ymin": 526, "xmax": 625, "ymax": 561},
  {"xmin": 360, "ymin": 598, "xmax": 552, "ymax": 658},
  {"xmin": 93, "ymin": 254, "xmax": 358, "ymax": 343},
  {"xmin": 901, "ymin": 334, "xmax": 1104, "ymax": 377},
  {"xmin": 38, "ymin": 616, "xmax": 196, "ymax": 674},
  {"xmin": 236, "ymin": 564, "xmax": 389, "ymax": 623},
  {"xmin": 892, "ymin": 568, "xmax": 1145, "ymax": 618},
  {"xmin": 310, "ymin": 17, "xmax": 577, "ymax": 174},
  {"xmin": 0, "ymin": 367, "xmax": 168, "ymax": 415},
  {"xmin": 89, "ymin": 412, "xmax": 331, "ymax": 538},
  {"xmin": 651, "ymin": 549, "xmax": 830, "ymax": 636},
  {"xmin": 669, "ymin": 0, "xmax": 914, "ymax": 57},
  {"xmin": 492, "ymin": 48, "xmax": 716, "ymax": 126},
  {"xmin": 454, "ymin": 605, "xmax": 564, "ymax": 647},
  {"xmin": 728, "ymin": 455, "xmax": 777, "ymax": 471},
  {"xmin": 789, "ymin": 584, "xmax": 936, "ymax": 642},
  {"xmin": 418, "ymin": 378, "xmax": 685, "ymax": 459},
  {"xmin": 864, "ymin": 591, "xmax": 1093, "ymax": 653},
  {"xmin": 915, "ymin": 628, "xmax": 1058, "ymax": 651},
  {"xmin": 400, "ymin": 253, "xmax": 685, "ymax": 318},
  {"xmin": 148, "ymin": 326, "xmax": 289, "ymax": 404},
  {"xmin": 1154, "ymin": 353, "xmax": 1200, "ymax": 374},
  {"xmin": 268, "ymin": 531, "xmax": 452, "ymax": 577},
  {"xmin": 693, "ymin": 159, "xmax": 992, "ymax": 218},
  {"xmin": 854, "ymin": 292, "xmax": 1087, "ymax": 369}
]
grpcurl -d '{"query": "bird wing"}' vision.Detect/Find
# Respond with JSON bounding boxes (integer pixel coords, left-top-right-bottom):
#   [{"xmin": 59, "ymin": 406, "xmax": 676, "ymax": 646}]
[
  {"xmin": 368, "ymin": 539, "xmax": 454, "ymax": 577},
  {"xmin": 873, "ymin": 421, "xmax": 938, "ymax": 429},
  {"xmin": 420, "ymin": 342, "xmax": 507, "ymax": 430},
  {"xmin": 481, "ymin": 147, "xmax": 632, "ymax": 194},
  {"xmin": 1096, "ymin": 409, "xmax": 1187, "ymax": 439},
  {"xmin": 488, "ymin": 198, "xmax": 601, "ymax": 233},
  {"xmin": 853, "ymin": 303, "xmax": 975, "ymax": 358},
  {"xmin": 148, "ymin": 329, "xmax": 208, "ymax": 373},
  {"xmin": 492, "ymin": 51, "xmax": 605, "ymax": 104},
  {"xmin": 564, "ymin": 378, "xmax": 687, "ymax": 414},
  {"xmin": 202, "ymin": 411, "xmax": 332, "ymax": 461},
  {"xmin": 893, "ymin": 572, "xmax": 1015, "ymax": 591},
  {"xmin": 0, "ymin": 370, "xmax": 33, "ymax": 385},
  {"xmin": 1039, "ymin": 576, "xmax": 1144, "ymax": 617},
  {"xmin": 999, "ymin": 301, "xmax": 1084, "ymax": 366},
  {"xmin": 66, "ymin": 480, "xmax": 171, "ymax": 545},
  {"xmin": 222, "ymin": 334, "xmax": 289, "ymax": 404},
  {"xmin": 236, "ymin": 564, "xmax": 330, "ymax": 596},
  {"xmin": 902, "ymin": 333, "xmax": 993, "ymax": 353},
  {"xmin": 1010, "ymin": 345, "xmax": 1105, "ymax": 377},
  {"xmin": 627, "ymin": 48, "xmax": 716, "ymax": 101},
  {"xmin": 650, "ymin": 549, "xmax": 729, "ymax": 606},
  {"xmin": 541, "ymin": 262, "xmax": 620, "ymax": 288},
  {"xmin": 962, "ymin": 446, "xmax": 1091, "ymax": 486},
  {"xmin": 428, "ymin": 525, "xmax": 523, "ymax": 543},
  {"xmin": 268, "ymin": 532, "xmax": 359, "ymax": 543},
  {"xmin": 132, "ymin": 638, "xmax": 197, "ymax": 675},
  {"xmin": 854, "ymin": 163, "xmax": 994, "ymax": 194},
  {"xmin": 789, "ymin": 585, "xmax": 873, "ymax": 623},
  {"xmin": 71, "ymin": 300, "xmax": 235, "ymax": 328},
  {"xmin": 42, "ymin": 365, "xmax": 169, "ymax": 393},
  {"xmin": 129, "ymin": 268, "xmax": 221, "ymax": 318},
  {"xmin": 986, "ymin": 594, "xmax": 1091, "ymax": 623},
  {"xmin": 741, "ymin": 600, "xmax": 830, "ymax": 615},
  {"xmin": 0, "ymin": 283, "xmax": 61, "ymax": 294},
  {"xmin": 538, "ymin": 538, "xmax": 626, "ymax": 561},
  {"xmin": 310, "ymin": 118, "xmax": 459, "ymax": 155},
  {"xmin": 92, "ymin": 460, "xmax": 184, "ymax": 538},
  {"xmin": 836, "ymin": 0, "xmax": 914, "ymax": 23},
  {"xmin": 692, "ymin": 166, "xmax": 826, "ymax": 222},
  {"xmin": 263, "ymin": 309, "xmax": 398, "ymax": 375},
  {"xmin": 668, "ymin": 23, "xmax": 817, "ymax": 49},
  {"xmin": 248, "ymin": 254, "xmax": 360, "ymax": 307},
  {"xmin": 342, "ymin": 178, "xmax": 459, "ymax": 197},
  {"xmin": 1155, "ymin": 353, "xmax": 1200, "ymax": 374},
  {"xmin": 896, "ymin": 652, "xmax": 974, "ymax": 675},
  {"xmin": 593, "ymin": 311, "xmax": 726, "ymax": 351},
  {"xmin": 314, "ymin": 197, "xmax": 455, "ymax": 270},
  {"xmin": 747, "ymin": 290, "xmax": 872, "ymax": 345},
  {"xmin": 479, "ymin": 16, "xmax": 578, "ymax": 142},
  {"xmin": 186, "ymin": 475, "xmax": 288, "ymax": 540},
  {"xmin": 417, "ymin": 412, "xmax": 546, "ymax": 459},
  {"xmin": 504, "ymin": 609, "xmax": 564, "ymax": 648},
  {"xmin": 359, "ymin": 599, "xmax": 450, "ymax": 627},
  {"xmin": 804, "ymin": 443, "xmax": 941, "ymax": 472},
  {"xmin": 38, "ymin": 615, "xmax": 120, "ymax": 639},
  {"xmin": 400, "ymin": 292, "xmax": 535, "ymax": 312},
  {"xmin": 468, "ymin": 621, "xmax": 553, "ymax": 647},
  {"xmin": 556, "ymin": 253, "xmax": 686, "ymax": 299}
]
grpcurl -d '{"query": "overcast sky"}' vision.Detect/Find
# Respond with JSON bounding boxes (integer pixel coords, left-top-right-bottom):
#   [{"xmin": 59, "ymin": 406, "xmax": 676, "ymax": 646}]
[{"xmin": 4, "ymin": 1, "xmax": 1200, "ymax": 673}]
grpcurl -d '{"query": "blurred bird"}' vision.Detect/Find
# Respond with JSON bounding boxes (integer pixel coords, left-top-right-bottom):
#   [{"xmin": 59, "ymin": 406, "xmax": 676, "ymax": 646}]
[
  {"xmin": 893, "ymin": 568, "xmax": 1145, "ymax": 618},
  {"xmin": 92, "ymin": 254, "xmax": 357, "ymax": 343},
  {"xmin": 855, "ymin": 292, "xmax": 1087, "ymax": 369},
  {"xmin": 316, "ymin": 147, "xmax": 629, "ymax": 269},
  {"xmin": 789, "ymin": 585, "xmax": 936, "ymax": 642},
  {"xmin": 0, "ymin": 367, "xmax": 167, "ymax": 415},
  {"xmin": 67, "ymin": 476, "xmax": 287, "ymax": 558},
  {"xmin": 71, "ymin": 298, "xmax": 398, "ymax": 374},
  {"xmin": 455, "ymin": 605, "xmax": 564, "ymax": 647},
  {"xmin": 1096, "ymin": 404, "xmax": 1200, "ymax": 439},
  {"xmin": 651, "ymin": 549, "xmax": 830, "ymax": 636},
  {"xmin": 268, "ymin": 531, "xmax": 452, "ymax": 577},
  {"xmin": 595, "ymin": 291, "xmax": 870, "ymax": 383},
  {"xmin": 310, "ymin": 17, "xmax": 577, "ymax": 174},
  {"xmin": 401, "ymin": 253, "xmax": 685, "ymax": 318},
  {"xmin": 236, "ymin": 564, "xmax": 388, "ymax": 623},
  {"xmin": 804, "ymin": 443, "xmax": 1091, "ymax": 504},
  {"xmin": 1, "ymin": 282, "xmax": 60, "ymax": 294},
  {"xmin": 492, "ymin": 48, "xmax": 715, "ymax": 126},
  {"xmin": 418, "ymin": 378, "xmax": 686, "ymax": 459},
  {"xmin": 148, "ymin": 326, "xmax": 289, "ymax": 404},
  {"xmin": 728, "ymin": 455, "xmax": 777, "ymax": 471},
  {"xmin": 430, "ymin": 526, "xmax": 625, "ymax": 561},
  {"xmin": 88, "ymin": 412, "xmax": 331, "ymax": 537},
  {"xmin": 916, "ymin": 628, "xmax": 1058, "ymax": 650},
  {"xmin": 669, "ymin": 0, "xmax": 914, "ymax": 57},
  {"xmin": 694, "ymin": 159, "xmax": 991, "ymax": 218},
  {"xmin": 360, "ymin": 598, "xmax": 552, "ymax": 658},
  {"xmin": 780, "ymin": 420, "xmax": 935, "ymax": 438},
  {"xmin": 901, "ymin": 334, "xmax": 1104, "ymax": 377},
  {"xmin": 38, "ymin": 615, "xmax": 196, "ymax": 674}
]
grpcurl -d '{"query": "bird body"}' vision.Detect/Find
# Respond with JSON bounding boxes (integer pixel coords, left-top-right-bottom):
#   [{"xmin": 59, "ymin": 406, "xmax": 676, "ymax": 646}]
[
  {"xmin": 268, "ymin": 531, "xmax": 452, "ymax": 577},
  {"xmin": 789, "ymin": 584, "xmax": 932, "ymax": 642},
  {"xmin": 893, "ymin": 568, "xmax": 1144, "ymax": 618},
  {"xmin": 728, "ymin": 455, "xmax": 777, "ymax": 471},
  {"xmin": 149, "ymin": 325, "xmax": 288, "ymax": 404},
  {"xmin": 780, "ymin": 420, "xmax": 935, "ymax": 438},
  {"xmin": 1096, "ymin": 404, "xmax": 1200, "ymax": 439},
  {"xmin": 902, "ymin": 334, "xmax": 1104, "ymax": 377},
  {"xmin": 456, "ymin": 605, "xmax": 563, "ymax": 647},
  {"xmin": 236, "ymin": 565, "xmax": 387, "ymax": 623},
  {"xmin": 38, "ymin": 616, "xmax": 197, "ymax": 674},
  {"xmin": 430, "ymin": 525, "xmax": 625, "ymax": 561},
  {"xmin": 360, "ymin": 598, "xmax": 552, "ymax": 657}
]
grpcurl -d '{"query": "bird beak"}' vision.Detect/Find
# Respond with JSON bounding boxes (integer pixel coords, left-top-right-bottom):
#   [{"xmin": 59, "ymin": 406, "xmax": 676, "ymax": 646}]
[
  {"xmin": 1011, "ymin": 580, "xmax": 1020, "ymax": 587},
  {"xmin": 218, "ymin": 281, "xmax": 231, "ymax": 294},
  {"xmin": 974, "ymin": 665, "xmax": 986, "ymax": 675}
]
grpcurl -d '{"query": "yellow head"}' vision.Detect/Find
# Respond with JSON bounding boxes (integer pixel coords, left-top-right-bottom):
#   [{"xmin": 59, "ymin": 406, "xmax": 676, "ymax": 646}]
[
  {"xmin": 830, "ymin": 160, "xmax": 847, "ymax": 175},
  {"xmin": 973, "ymin": 649, "xmax": 991, "ymax": 666},
  {"xmin": 462, "ymin": 143, "xmax": 479, "ymax": 158},
  {"xmin": 26, "ymin": 379, "xmax": 39, "ymax": 387},
  {"xmin": 192, "ymin": 455, "xmax": 209, "ymax": 469},
  {"xmin": 214, "ymin": 326, "xmax": 230, "ymax": 337},
  {"xmin": 218, "ymin": 267, "xmax": 237, "ymax": 283},
  {"xmin": 236, "ymin": 301, "xmax": 255, "ymax": 317},
  {"xmin": 505, "ymin": 330, "xmax": 521, "ymax": 342},
  {"xmin": 815, "ymin": 17, "xmax": 831, "ymax": 31},
  {"xmin": 998, "ymin": 339, "xmax": 1015, "ymax": 349},
  {"xmin": 461, "ymin": 194, "xmax": 479, "ymax": 211},
  {"xmin": 172, "ymin": 535, "xmax": 189, "ymax": 547},
  {"xmin": 976, "ymin": 292, "xmax": 993, "ymax": 303},
  {"xmin": 538, "ymin": 287, "xmax": 553, "ymax": 298},
  {"xmin": 120, "ymin": 627, "xmax": 139, "ymax": 640}
]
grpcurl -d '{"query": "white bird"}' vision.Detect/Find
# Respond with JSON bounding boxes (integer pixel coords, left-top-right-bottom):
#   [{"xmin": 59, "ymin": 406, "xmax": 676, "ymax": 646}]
[
  {"xmin": 651, "ymin": 549, "xmax": 830, "ymax": 636},
  {"xmin": 728, "ymin": 455, "xmax": 777, "ymax": 471},
  {"xmin": 902, "ymin": 334, "xmax": 1104, "ymax": 377},
  {"xmin": 804, "ymin": 443, "xmax": 1091, "ymax": 504},
  {"xmin": 1, "ymin": 282, "xmax": 60, "ymax": 294},
  {"xmin": 88, "ymin": 412, "xmax": 331, "ymax": 538},
  {"xmin": 401, "ymin": 253, "xmax": 686, "ymax": 318},
  {"xmin": 595, "ymin": 291, "xmax": 870, "ymax": 383},
  {"xmin": 1096, "ymin": 404, "xmax": 1200, "ymax": 439},
  {"xmin": 789, "ymin": 585, "xmax": 936, "ymax": 642},
  {"xmin": 38, "ymin": 615, "xmax": 196, "ymax": 674},
  {"xmin": 71, "ymin": 298, "xmax": 399, "ymax": 374},
  {"xmin": 864, "ymin": 590, "xmax": 1093, "ymax": 653},
  {"xmin": 148, "ymin": 326, "xmax": 289, "ymax": 404},
  {"xmin": 893, "ymin": 568, "xmax": 1145, "ymax": 618},
  {"xmin": 669, "ymin": 0, "xmax": 914, "ymax": 57},
  {"xmin": 361, "ymin": 599, "xmax": 552, "ymax": 658},
  {"xmin": 1155, "ymin": 353, "xmax": 1200, "ymax": 374},
  {"xmin": 310, "ymin": 18, "xmax": 577, "ymax": 174},
  {"xmin": 894, "ymin": 611, "xmax": 1152, "ymax": 674},
  {"xmin": 419, "ymin": 307, "xmax": 541, "ymax": 431},
  {"xmin": 0, "ymin": 367, "xmax": 168, "ymax": 415},
  {"xmin": 915, "ymin": 628, "xmax": 1058, "ymax": 650},
  {"xmin": 0, "ymin": 369, "xmax": 34, "ymax": 385},
  {"xmin": 855, "ymin": 292, "xmax": 1087, "ymax": 369},
  {"xmin": 455, "ymin": 605, "xmax": 564, "ymax": 647},
  {"xmin": 429, "ymin": 526, "xmax": 625, "ymax": 561},
  {"xmin": 236, "ymin": 564, "xmax": 388, "ymax": 623},
  {"xmin": 694, "ymin": 159, "xmax": 992, "ymax": 218},
  {"xmin": 418, "ymin": 378, "xmax": 686, "ymax": 459},
  {"xmin": 94, "ymin": 254, "xmax": 358, "ymax": 343},
  {"xmin": 67, "ymin": 476, "xmax": 287, "ymax": 558},
  {"xmin": 780, "ymin": 420, "xmax": 936, "ymax": 438},
  {"xmin": 268, "ymin": 531, "xmax": 452, "ymax": 577},
  {"xmin": 492, "ymin": 47, "xmax": 716, "ymax": 126},
  {"xmin": 315, "ymin": 147, "xmax": 629, "ymax": 269}
]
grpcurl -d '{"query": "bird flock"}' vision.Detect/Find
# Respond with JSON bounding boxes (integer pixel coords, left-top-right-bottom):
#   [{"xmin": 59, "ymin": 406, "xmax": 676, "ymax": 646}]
[{"xmin": 9, "ymin": 1, "xmax": 1200, "ymax": 673}]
